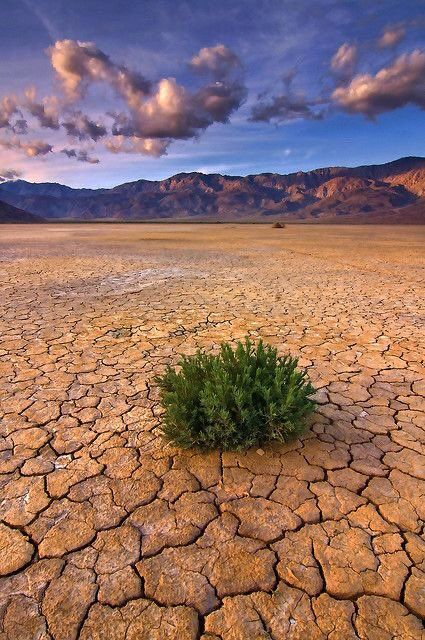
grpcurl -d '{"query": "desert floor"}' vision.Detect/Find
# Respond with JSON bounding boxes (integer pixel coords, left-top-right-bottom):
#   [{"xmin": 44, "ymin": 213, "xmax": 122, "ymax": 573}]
[{"xmin": 0, "ymin": 223, "xmax": 424, "ymax": 640}]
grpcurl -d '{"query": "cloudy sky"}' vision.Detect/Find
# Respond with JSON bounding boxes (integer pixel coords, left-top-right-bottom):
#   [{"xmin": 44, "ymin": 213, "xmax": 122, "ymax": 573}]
[{"xmin": 0, "ymin": 0, "xmax": 424, "ymax": 187}]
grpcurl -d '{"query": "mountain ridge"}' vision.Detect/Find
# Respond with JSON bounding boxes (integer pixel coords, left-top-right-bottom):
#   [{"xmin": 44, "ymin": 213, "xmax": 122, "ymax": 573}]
[{"xmin": 0, "ymin": 156, "xmax": 424, "ymax": 223}]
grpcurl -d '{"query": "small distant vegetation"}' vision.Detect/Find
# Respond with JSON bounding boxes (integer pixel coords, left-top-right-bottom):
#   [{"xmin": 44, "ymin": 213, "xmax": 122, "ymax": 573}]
[
  {"xmin": 155, "ymin": 338, "xmax": 316, "ymax": 451},
  {"xmin": 272, "ymin": 221, "xmax": 285, "ymax": 228}
]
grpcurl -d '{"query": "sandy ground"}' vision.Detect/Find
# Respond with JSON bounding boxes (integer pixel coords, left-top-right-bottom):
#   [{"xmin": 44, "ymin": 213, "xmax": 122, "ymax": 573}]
[{"xmin": 0, "ymin": 224, "xmax": 424, "ymax": 640}]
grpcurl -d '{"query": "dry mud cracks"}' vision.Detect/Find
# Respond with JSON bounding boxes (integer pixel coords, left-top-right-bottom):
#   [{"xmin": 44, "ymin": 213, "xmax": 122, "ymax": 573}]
[{"xmin": 0, "ymin": 224, "xmax": 424, "ymax": 639}]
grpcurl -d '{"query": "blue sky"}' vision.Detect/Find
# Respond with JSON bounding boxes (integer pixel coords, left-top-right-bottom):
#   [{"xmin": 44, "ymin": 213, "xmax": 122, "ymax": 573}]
[{"xmin": 0, "ymin": 0, "xmax": 424, "ymax": 187}]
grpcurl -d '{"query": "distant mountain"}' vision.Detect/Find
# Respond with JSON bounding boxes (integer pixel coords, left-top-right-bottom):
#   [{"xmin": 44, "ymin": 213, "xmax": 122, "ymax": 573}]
[
  {"xmin": 0, "ymin": 180, "xmax": 98, "ymax": 199},
  {"xmin": 0, "ymin": 199, "xmax": 45, "ymax": 223},
  {"xmin": 0, "ymin": 156, "xmax": 423, "ymax": 223}
]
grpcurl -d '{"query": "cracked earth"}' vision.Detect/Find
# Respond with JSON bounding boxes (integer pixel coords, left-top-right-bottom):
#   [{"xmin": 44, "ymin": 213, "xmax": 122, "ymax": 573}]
[{"xmin": 0, "ymin": 223, "xmax": 424, "ymax": 640}]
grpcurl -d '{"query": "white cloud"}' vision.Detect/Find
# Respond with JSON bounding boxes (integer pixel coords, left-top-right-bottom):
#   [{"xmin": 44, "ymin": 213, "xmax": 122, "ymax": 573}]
[
  {"xmin": 378, "ymin": 26, "xmax": 405, "ymax": 48},
  {"xmin": 331, "ymin": 43, "xmax": 357, "ymax": 78},
  {"xmin": 333, "ymin": 49, "xmax": 425, "ymax": 116}
]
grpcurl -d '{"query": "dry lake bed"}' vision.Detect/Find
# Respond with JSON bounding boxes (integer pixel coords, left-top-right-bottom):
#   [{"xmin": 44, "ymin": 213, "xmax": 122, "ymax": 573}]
[{"xmin": 0, "ymin": 223, "xmax": 424, "ymax": 640}]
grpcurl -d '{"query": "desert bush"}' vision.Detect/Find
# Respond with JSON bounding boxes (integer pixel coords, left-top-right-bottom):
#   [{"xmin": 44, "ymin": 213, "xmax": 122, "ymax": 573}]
[
  {"xmin": 155, "ymin": 338, "xmax": 316, "ymax": 451},
  {"xmin": 272, "ymin": 221, "xmax": 285, "ymax": 228}
]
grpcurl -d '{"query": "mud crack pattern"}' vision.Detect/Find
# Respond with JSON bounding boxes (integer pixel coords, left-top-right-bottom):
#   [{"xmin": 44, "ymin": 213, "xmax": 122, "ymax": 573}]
[{"xmin": 0, "ymin": 224, "xmax": 424, "ymax": 639}]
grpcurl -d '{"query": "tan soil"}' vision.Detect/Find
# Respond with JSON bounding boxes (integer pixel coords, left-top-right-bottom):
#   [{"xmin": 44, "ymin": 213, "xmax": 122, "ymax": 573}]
[{"xmin": 0, "ymin": 223, "xmax": 424, "ymax": 639}]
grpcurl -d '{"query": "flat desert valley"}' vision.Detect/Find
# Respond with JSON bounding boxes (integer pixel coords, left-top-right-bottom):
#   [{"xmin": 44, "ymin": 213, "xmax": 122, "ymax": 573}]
[{"xmin": 1, "ymin": 223, "xmax": 424, "ymax": 640}]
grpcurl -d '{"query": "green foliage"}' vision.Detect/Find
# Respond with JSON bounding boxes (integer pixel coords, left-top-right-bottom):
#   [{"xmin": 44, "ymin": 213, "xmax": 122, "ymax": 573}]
[{"xmin": 155, "ymin": 338, "xmax": 316, "ymax": 451}]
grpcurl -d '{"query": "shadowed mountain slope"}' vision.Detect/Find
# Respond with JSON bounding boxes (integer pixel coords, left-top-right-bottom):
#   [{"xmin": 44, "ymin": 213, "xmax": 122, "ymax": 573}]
[{"xmin": 0, "ymin": 199, "xmax": 45, "ymax": 223}]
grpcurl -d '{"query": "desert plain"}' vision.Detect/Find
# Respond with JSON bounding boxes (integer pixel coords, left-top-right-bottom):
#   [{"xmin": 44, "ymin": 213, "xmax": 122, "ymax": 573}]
[{"xmin": 0, "ymin": 223, "xmax": 424, "ymax": 640}]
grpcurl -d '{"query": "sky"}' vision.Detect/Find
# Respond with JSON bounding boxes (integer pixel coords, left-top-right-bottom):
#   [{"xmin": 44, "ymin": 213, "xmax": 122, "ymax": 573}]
[{"xmin": 0, "ymin": 0, "xmax": 424, "ymax": 188}]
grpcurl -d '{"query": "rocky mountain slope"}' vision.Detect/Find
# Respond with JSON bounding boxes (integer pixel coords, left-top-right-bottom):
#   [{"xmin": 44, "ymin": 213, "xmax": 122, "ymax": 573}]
[
  {"xmin": 0, "ymin": 199, "xmax": 45, "ymax": 223},
  {"xmin": 0, "ymin": 156, "xmax": 423, "ymax": 222}
]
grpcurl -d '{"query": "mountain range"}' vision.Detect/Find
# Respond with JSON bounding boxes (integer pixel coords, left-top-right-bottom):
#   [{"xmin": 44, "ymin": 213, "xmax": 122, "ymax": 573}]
[{"xmin": 0, "ymin": 156, "xmax": 424, "ymax": 223}]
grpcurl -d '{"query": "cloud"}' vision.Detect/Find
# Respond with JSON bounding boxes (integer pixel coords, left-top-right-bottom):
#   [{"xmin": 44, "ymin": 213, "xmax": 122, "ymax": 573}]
[
  {"xmin": 62, "ymin": 111, "xmax": 107, "ymax": 141},
  {"xmin": 0, "ymin": 96, "xmax": 19, "ymax": 129},
  {"xmin": 378, "ymin": 26, "xmax": 405, "ymax": 48},
  {"xmin": 3, "ymin": 39, "xmax": 185, "ymax": 159},
  {"xmin": 24, "ymin": 87, "xmax": 60, "ymax": 129},
  {"xmin": 0, "ymin": 168, "xmax": 22, "ymax": 182},
  {"xmin": 108, "ymin": 111, "xmax": 135, "ymax": 137},
  {"xmin": 105, "ymin": 136, "xmax": 169, "ymax": 157},
  {"xmin": 250, "ymin": 66, "xmax": 326, "ymax": 124},
  {"xmin": 49, "ymin": 40, "xmax": 246, "ymax": 150},
  {"xmin": 332, "ymin": 49, "xmax": 425, "ymax": 117},
  {"xmin": 137, "ymin": 77, "xmax": 245, "ymax": 138},
  {"xmin": 21, "ymin": 139, "xmax": 53, "ymax": 157},
  {"xmin": 0, "ymin": 89, "xmax": 58, "ymax": 133},
  {"xmin": 195, "ymin": 81, "xmax": 246, "ymax": 122},
  {"xmin": 49, "ymin": 39, "xmax": 151, "ymax": 101},
  {"xmin": 11, "ymin": 119, "xmax": 28, "ymax": 135},
  {"xmin": 61, "ymin": 148, "xmax": 100, "ymax": 163},
  {"xmin": 108, "ymin": 76, "xmax": 245, "ymax": 139},
  {"xmin": 250, "ymin": 92, "xmax": 324, "ymax": 123},
  {"xmin": 190, "ymin": 44, "xmax": 241, "ymax": 79},
  {"xmin": 331, "ymin": 43, "xmax": 357, "ymax": 78},
  {"xmin": 1, "ymin": 41, "xmax": 246, "ymax": 160},
  {"xmin": 0, "ymin": 137, "xmax": 53, "ymax": 157}
]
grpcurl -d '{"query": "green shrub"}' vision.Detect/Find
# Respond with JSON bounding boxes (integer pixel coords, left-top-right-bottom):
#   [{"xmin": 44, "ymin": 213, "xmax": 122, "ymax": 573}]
[{"xmin": 155, "ymin": 338, "xmax": 316, "ymax": 451}]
